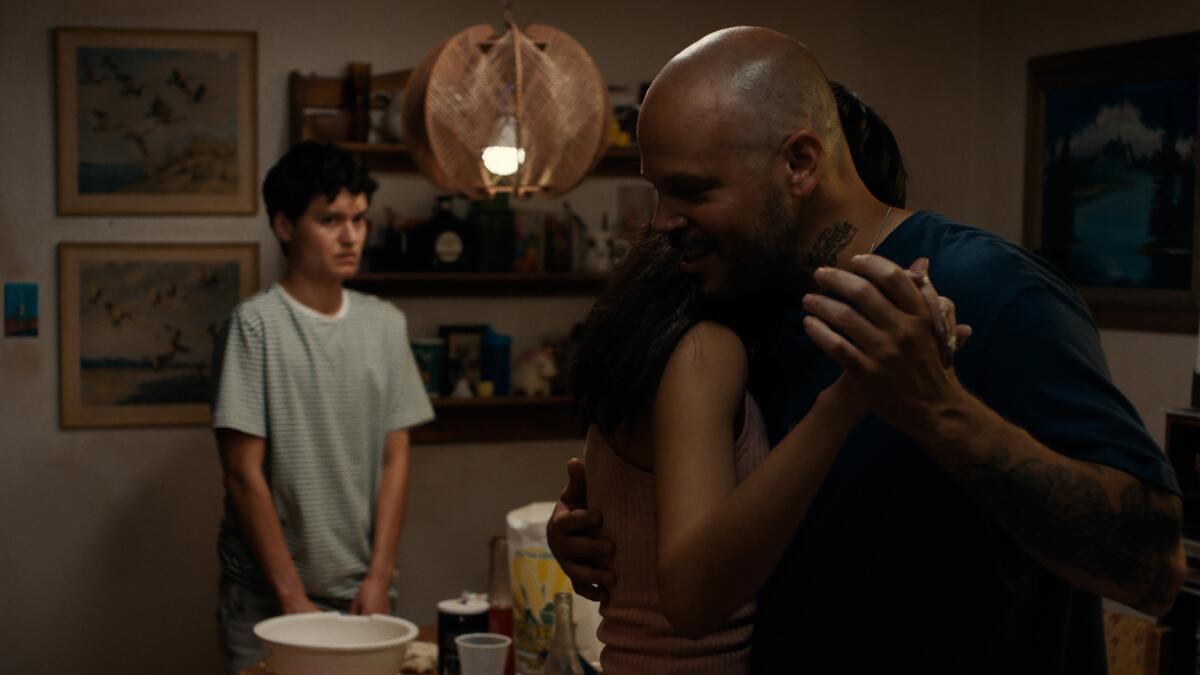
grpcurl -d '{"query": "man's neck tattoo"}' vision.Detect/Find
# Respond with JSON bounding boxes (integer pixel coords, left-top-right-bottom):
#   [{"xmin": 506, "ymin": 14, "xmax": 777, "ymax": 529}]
[{"xmin": 804, "ymin": 221, "xmax": 858, "ymax": 271}]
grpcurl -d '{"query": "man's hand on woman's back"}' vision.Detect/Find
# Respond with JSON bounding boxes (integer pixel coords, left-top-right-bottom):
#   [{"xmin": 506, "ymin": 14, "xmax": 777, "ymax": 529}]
[{"xmin": 546, "ymin": 458, "xmax": 617, "ymax": 602}]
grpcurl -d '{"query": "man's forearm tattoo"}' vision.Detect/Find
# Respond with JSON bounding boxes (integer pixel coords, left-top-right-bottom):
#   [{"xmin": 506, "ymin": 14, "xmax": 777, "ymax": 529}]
[
  {"xmin": 805, "ymin": 221, "xmax": 857, "ymax": 271},
  {"xmin": 950, "ymin": 448, "xmax": 1180, "ymax": 606}
]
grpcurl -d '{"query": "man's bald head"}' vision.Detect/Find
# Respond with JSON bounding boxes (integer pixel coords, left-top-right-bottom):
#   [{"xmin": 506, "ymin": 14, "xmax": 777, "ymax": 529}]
[
  {"xmin": 639, "ymin": 28, "xmax": 888, "ymax": 303},
  {"xmin": 641, "ymin": 26, "xmax": 842, "ymax": 157}
]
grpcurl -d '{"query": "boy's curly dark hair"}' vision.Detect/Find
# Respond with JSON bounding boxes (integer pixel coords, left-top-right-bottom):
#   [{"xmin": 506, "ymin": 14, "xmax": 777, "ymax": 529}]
[{"xmin": 262, "ymin": 141, "xmax": 379, "ymax": 253}]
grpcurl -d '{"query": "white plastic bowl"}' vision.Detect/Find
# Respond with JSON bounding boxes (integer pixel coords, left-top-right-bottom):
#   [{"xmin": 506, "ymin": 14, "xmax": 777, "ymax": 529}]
[{"xmin": 253, "ymin": 611, "xmax": 418, "ymax": 675}]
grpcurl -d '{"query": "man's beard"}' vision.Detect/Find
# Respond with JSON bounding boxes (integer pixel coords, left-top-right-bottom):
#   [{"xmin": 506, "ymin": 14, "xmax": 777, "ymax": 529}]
[
  {"xmin": 690, "ymin": 184, "xmax": 800, "ymax": 343},
  {"xmin": 713, "ymin": 183, "xmax": 799, "ymax": 304}
]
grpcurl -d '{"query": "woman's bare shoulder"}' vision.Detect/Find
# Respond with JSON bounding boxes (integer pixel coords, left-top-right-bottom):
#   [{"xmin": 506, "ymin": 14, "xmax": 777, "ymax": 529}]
[
  {"xmin": 677, "ymin": 321, "xmax": 746, "ymax": 359},
  {"xmin": 668, "ymin": 320, "xmax": 748, "ymax": 382}
]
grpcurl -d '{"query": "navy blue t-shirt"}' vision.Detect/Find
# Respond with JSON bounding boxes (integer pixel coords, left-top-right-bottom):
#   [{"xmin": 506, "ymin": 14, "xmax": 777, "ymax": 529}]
[{"xmin": 747, "ymin": 211, "xmax": 1179, "ymax": 674}]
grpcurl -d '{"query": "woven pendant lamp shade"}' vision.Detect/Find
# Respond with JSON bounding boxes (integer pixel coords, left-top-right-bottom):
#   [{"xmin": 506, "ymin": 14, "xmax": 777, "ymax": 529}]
[{"xmin": 403, "ymin": 20, "xmax": 609, "ymax": 199}]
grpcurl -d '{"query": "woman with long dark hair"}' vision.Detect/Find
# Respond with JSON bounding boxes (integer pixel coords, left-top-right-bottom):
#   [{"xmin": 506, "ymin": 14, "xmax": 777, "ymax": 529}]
[{"xmin": 569, "ymin": 85, "xmax": 956, "ymax": 673}]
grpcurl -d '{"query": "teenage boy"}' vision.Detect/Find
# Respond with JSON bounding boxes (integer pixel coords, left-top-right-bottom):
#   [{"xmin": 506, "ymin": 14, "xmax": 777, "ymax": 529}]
[{"xmin": 211, "ymin": 141, "xmax": 433, "ymax": 673}]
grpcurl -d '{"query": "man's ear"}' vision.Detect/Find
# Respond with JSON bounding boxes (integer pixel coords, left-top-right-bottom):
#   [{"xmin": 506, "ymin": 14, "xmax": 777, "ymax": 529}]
[
  {"xmin": 781, "ymin": 130, "xmax": 825, "ymax": 200},
  {"xmin": 271, "ymin": 212, "xmax": 295, "ymax": 244}
]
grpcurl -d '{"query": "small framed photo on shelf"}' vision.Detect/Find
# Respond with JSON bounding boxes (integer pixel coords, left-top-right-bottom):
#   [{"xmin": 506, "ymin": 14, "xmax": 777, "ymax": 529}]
[
  {"xmin": 54, "ymin": 27, "xmax": 258, "ymax": 215},
  {"xmin": 58, "ymin": 242, "xmax": 259, "ymax": 428},
  {"xmin": 438, "ymin": 324, "xmax": 489, "ymax": 397}
]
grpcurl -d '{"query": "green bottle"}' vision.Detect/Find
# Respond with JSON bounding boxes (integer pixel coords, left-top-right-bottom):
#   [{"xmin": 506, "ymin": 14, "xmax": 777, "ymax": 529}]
[
  {"xmin": 471, "ymin": 194, "xmax": 516, "ymax": 272},
  {"xmin": 539, "ymin": 593, "xmax": 583, "ymax": 675}
]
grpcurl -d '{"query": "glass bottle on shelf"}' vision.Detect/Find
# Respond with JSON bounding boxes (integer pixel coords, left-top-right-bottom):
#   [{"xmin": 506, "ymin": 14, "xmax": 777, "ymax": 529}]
[
  {"xmin": 422, "ymin": 195, "xmax": 476, "ymax": 271},
  {"xmin": 470, "ymin": 194, "xmax": 516, "ymax": 272},
  {"xmin": 543, "ymin": 204, "xmax": 574, "ymax": 272},
  {"xmin": 376, "ymin": 206, "xmax": 418, "ymax": 272},
  {"xmin": 487, "ymin": 535, "xmax": 515, "ymax": 675},
  {"xmin": 481, "ymin": 329, "xmax": 513, "ymax": 396},
  {"xmin": 342, "ymin": 62, "xmax": 371, "ymax": 143},
  {"xmin": 539, "ymin": 592, "xmax": 583, "ymax": 675}
]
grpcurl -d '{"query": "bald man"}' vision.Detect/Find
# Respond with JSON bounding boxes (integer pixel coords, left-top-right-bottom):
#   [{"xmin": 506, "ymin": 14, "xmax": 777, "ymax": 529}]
[{"xmin": 549, "ymin": 27, "xmax": 1186, "ymax": 673}]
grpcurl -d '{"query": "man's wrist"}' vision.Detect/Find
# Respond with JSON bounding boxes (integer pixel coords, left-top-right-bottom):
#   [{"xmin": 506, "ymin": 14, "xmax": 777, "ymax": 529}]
[{"xmin": 910, "ymin": 383, "xmax": 987, "ymax": 461}]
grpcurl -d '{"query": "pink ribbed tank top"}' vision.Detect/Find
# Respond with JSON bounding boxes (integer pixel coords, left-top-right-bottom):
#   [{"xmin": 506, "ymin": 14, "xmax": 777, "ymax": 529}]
[{"xmin": 585, "ymin": 394, "xmax": 770, "ymax": 674}]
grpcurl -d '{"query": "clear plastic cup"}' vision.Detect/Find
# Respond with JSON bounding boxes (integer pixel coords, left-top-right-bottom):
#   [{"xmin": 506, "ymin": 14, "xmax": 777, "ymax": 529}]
[{"xmin": 454, "ymin": 632, "xmax": 513, "ymax": 675}]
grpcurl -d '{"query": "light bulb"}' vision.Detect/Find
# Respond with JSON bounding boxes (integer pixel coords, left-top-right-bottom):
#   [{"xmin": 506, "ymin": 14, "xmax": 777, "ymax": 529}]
[{"xmin": 481, "ymin": 145, "xmax": 526, "ymax": 176}]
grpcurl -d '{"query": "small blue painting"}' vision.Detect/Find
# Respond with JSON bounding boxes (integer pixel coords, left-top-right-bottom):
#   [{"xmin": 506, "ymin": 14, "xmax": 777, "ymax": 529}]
[{"xmin": 4, "ymin": 282, "xmax": 39, "ymax": 338}]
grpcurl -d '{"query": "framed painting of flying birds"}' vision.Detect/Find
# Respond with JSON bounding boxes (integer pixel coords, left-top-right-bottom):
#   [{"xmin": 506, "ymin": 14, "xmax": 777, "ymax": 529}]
[
  {"xmin": 54, "ymin": 28, "xmax": 257, "ymax": 215},
  {"xmin": 58, "ymin": 243, "xmax": 258, "ymax": 428}
]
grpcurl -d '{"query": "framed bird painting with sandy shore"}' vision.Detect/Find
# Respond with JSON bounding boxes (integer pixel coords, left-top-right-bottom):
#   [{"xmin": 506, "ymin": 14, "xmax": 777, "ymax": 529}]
[
  {"xmin": 54, "ymin": 28, "xmax": 257, "ymax": 215},
  {"xmin": 58, "ymin": 243, "xmax": 258, "ymax": 428}
]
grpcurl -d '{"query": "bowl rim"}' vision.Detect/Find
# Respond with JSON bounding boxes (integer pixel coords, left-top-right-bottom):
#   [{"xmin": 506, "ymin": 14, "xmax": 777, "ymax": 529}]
[{"xmin": 253, "ymin": 611, "xmax": 418, "ymax": 652}]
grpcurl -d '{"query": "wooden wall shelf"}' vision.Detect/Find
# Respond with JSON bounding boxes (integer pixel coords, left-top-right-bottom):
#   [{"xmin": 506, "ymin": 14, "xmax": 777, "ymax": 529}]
[
  {"xmin": 346, "ymin": 271, "xmax": 608, "ymax": 296},
  {"xmin": 289, "ymin": 70, "xmax": 642, "ymax": 177},
  {"xmin": 290, "ymin": 68, "xmax": 608, "ymax": 443},
  {"xmin": 412, "ymin": 395, "xmax": 583, "ymax": 444},
  {"xmin": 336, "ymin": 141, "xmax": 640, "ymax": 176}
]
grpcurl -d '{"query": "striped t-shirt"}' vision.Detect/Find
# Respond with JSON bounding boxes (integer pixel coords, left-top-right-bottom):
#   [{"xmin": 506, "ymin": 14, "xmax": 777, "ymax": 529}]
[{"xmin": 211, "ymin": 284, "xmax": 434, "ymax": 600}]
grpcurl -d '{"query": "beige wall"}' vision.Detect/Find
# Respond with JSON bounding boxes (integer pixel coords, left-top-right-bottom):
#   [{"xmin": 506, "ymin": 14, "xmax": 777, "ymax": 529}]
[
  {"xmin": 0, "ymin": 0, "xmax": 1196, "ymax": 673},
  {"xmin": 967, "ymin": 0, "xmax": 1200, "ymax": 440}
]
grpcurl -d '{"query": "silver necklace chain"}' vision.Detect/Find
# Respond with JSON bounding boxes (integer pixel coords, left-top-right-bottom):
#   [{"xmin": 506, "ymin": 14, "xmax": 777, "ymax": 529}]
[{"xmin": 868, "ymin": 205, "xmax": 893, "ymax": 253}]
